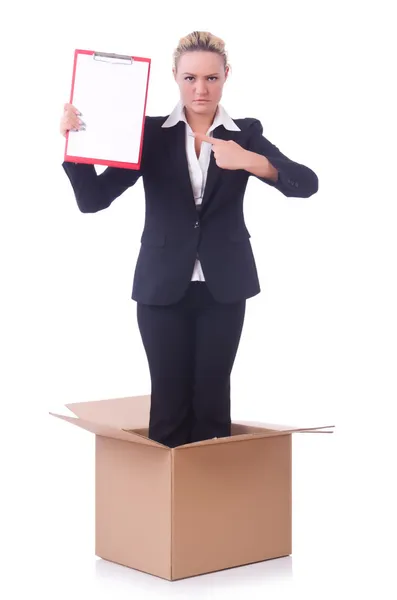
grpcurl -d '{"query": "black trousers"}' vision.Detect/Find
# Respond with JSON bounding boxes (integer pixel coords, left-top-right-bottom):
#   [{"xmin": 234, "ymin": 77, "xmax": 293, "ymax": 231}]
[{"xmin": 136, "ymin": 282, "xmax": 246, "ymax": 447}]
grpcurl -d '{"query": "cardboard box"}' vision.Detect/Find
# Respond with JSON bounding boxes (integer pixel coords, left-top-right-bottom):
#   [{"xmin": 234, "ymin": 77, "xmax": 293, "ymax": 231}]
[{"xmin": 50, "ymin": 394, "xmax": 333, "ymax": 580}]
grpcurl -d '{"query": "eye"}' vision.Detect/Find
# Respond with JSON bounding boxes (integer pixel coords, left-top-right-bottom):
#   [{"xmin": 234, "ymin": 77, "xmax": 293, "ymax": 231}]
[{"xmin": 183, "ymin": 76, "xmax": 219, "ymax": 82}]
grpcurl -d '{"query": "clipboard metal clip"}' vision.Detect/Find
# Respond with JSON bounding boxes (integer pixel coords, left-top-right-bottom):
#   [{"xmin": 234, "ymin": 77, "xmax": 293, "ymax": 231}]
[{"xmin": 93, "ymin": 51, "xmax": 133, "ymax": 65}]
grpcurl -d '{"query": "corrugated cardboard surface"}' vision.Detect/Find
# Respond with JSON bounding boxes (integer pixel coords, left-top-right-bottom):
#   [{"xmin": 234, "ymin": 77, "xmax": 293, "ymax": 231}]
[
  {"xmin": 66, "ymin": 395, "xmax": 150, "ymax": 429},
  {"xmin": 49, "ymin": 413, "xmax": 165, "ymax": 448},
  {"xmin": 95, "ymin": 436, "xmax": 172, "ymax": 580},
  {"xmin": 171, "ymin": 435, "xmax": 292, "ymax": 580}
]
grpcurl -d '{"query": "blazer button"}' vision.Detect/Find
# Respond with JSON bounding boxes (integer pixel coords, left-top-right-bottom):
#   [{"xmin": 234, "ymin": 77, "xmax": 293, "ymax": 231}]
[{"xmin": 194, "ymin": 221, "xmax": 200, "ymax": 228}]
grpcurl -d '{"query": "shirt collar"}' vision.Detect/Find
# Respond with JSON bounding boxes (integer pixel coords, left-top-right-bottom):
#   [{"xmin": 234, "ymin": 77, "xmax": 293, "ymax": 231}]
[{"xmin": 161, "ymin": 101, "xmax": 241, "ymax": 132}]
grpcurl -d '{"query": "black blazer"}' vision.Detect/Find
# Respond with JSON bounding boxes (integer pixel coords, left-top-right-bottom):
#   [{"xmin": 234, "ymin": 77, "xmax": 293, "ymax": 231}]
[{"xmin": 62, "ymin": 115, "xmax": 318, "ymax": 305}]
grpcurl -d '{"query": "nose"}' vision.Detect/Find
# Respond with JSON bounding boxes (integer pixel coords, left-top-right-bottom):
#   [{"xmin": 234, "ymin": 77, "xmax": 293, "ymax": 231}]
[{"xmin": 195, "ymin": 80, "xmax": 208, "ymax": 96}]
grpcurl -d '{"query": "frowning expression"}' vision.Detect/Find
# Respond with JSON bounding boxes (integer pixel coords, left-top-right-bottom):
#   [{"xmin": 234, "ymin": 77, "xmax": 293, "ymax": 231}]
[{"xmin": 173, "ymin": 51, "xmax": 228, "ymax": 116}]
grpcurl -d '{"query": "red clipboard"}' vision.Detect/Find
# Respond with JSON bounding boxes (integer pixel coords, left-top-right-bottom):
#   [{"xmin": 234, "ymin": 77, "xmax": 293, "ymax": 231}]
[{"xmin": 64, "ymin": 49, "xmax": 151, "ymax": 170}]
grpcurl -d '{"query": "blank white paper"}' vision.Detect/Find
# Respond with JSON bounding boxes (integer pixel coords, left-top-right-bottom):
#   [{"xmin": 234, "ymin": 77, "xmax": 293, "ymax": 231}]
[{"xmin": 67, "ymin": 53, "xmax": 149, "ymax": 165}]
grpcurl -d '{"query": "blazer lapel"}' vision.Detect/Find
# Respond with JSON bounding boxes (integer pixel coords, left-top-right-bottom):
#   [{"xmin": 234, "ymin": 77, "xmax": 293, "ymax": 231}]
[
  {"xmin": 200, "ymin": 126, "xmax": 238, "ymax": 211},
  {"xmin": 165, "ymin": 121, "xmax": 241, "ymax": 214},
  {"xmin": 172, "ymin": 121, "xmax": 196, "ymax": 210}
]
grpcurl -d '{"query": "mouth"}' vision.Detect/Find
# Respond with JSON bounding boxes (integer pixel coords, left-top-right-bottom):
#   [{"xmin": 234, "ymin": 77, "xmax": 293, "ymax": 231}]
[{"xmin": 193, "ymin": 99, "xmax": 209, "ymax": 103}]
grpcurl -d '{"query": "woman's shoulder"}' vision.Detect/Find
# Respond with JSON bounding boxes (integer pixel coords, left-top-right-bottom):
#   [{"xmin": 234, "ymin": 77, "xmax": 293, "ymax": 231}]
[
  {"xmin": 233, "ymin": 117, "xmax": 264, "ymax": 132},
  {"xmin": 143, "ymin": 115, "xmax": 169, "ymax": 127}
]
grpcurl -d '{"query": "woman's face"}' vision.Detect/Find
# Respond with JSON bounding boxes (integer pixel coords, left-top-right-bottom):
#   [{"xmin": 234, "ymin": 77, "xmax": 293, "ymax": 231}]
[{"xmin": 173, "ymin": 51, "xmax": 228, "ymax": 117}]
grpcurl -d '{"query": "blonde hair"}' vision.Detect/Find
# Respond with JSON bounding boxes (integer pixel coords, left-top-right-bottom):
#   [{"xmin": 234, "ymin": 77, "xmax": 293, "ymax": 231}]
[{"xmin": 173, "ymin": 31, "xmax": 229, "ymax": 72}]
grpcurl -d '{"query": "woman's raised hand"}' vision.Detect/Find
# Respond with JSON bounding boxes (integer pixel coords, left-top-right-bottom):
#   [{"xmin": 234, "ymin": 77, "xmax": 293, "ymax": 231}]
[{"xmin": 60, "ymin": 103, "xmax": 85, "ymax": 137}]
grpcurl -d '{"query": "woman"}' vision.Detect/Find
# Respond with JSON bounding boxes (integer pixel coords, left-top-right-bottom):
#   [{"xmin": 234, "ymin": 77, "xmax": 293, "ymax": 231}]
[{"xmin": 60, "ymin": 31, "xmax": 318, "ymax": 448}]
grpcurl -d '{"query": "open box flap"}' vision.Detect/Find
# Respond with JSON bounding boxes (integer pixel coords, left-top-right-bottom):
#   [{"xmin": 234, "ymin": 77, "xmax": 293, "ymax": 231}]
[
  {"xmin": 49, "ymin": 412, "xmax": 166, "ymax": 449},
  {"xmin": 232, "ymin": 420, "xmax": 335, "ymax": 433},
  {"xmin": 64, "ymin": 394, "xmax": 151, "ymax": 429},
  {"xmin": 175, "ymin": 424, "xmax": 335, "ymax": 450}
]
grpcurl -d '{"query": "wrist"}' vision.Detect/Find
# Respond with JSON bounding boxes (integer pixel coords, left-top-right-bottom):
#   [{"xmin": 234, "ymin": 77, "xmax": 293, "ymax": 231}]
[
  {"xmin": 240, "ymin": 149, "xmax": 258, "ymax": 171},
  {"xmin": 242, "ymin": 150, "xmax": 278, "ymax": 181}
]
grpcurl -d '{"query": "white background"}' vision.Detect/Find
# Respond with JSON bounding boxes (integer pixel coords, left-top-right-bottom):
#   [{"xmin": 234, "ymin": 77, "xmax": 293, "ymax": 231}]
[{"xmin": 1, "ymin": 0, "xmax": 396, "ymax": 598}]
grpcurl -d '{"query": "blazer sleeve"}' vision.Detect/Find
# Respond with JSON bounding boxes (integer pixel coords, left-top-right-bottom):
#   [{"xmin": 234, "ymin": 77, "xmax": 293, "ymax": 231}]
[
  {"xmin": 247, "ymin": 119, "xmax": 319, "ymax": 198},
  {"xmin": 62, "ymin": 161, "xmax": 142, "ymax": 213}
]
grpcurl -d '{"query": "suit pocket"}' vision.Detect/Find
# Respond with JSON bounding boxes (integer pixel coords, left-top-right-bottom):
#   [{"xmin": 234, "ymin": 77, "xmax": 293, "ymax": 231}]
[{"xmin": 140, "ymin": 230, "xmax": 166, "ymax": 247}]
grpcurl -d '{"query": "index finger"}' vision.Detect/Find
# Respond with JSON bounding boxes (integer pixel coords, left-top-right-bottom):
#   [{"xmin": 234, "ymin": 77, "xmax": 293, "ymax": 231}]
[{"xmin": 192, "ymin": 132, "xmax": 221, "ymax": 144}]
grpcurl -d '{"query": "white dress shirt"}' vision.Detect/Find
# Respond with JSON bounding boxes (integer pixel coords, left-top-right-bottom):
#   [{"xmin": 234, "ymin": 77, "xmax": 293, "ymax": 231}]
[{"xmin": 162, "ymin": 102, "xmax": 241, "ymax": 281}]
